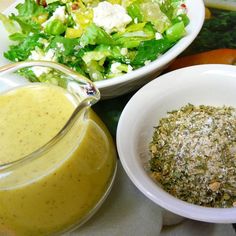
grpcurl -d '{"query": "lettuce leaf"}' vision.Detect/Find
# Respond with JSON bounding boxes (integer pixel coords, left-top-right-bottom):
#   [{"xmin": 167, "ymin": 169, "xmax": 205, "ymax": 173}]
[
  {"xmin": 9, "ymin": 14, "xmax": 41, "ymax": 34},
  {"xmin": 19, "ymin": 68, "xmax": 69, "ymax": 88},
  {"xmin": 139, "ymin": 0, "xmax": 171, "ymax": 33},
  {"xmin": 9, "ymin": 32, "xmax": 27, "ymax": 42},
  {"xmin": 16, "ymin": 0, "xmax": 46, "ymax": 17},
  {"xmin": 127, "ymin": 2, "xmax": 143, "ymax": 22},
  {"xmin": 96, "ymin": 45, "xmax": 126, "ymax": 62},
  {"xmin": 0, "ymin": 13, "xmax": 18, "ymax": 34},
  {"xmin": 4, "ymin": 34, "xmax": 46, "ymax": 61},
  {"xmin": 47, "ymin": 36, "xmax": 79, "ymax": 55},
  {"xmin": 9, "ymin": 0, "xmax": 47, "ymax": 34},
  {"xmin": 158, "ymin": 0, "xmax": 176, "ymax": 20},
  {"xmin": 132, "ymin": 38, "xmax": 173, "ymax": 66},
  {"xmin": 112, "ymin": 22, "xmax": 155, "ymax": 48},
  {"xmin": 165, "ymin": 21, "xmax": 186, "ymax": 42},
  {"xmin": 45, "ymin": 1, "xmax": 62, "ymax": 15},
  {"xmin": 80, "ymin": 23, "xmax": 115, "ymax": 47}
]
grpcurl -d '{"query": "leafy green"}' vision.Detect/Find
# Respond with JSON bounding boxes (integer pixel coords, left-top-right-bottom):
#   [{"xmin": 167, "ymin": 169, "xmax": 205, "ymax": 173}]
[
  {"xmin": 9, "ymin": 32, "xmax": 27, "ymax": 42},
  {"xmin": 165, "ymin": 21, "xmax": 186, "ymax": 42},
  {"xmin": 45, "ymin": 36, "xmax": 87, "ymax": 77},
  {"xmin": 0, "ymin": 13, "xmax": 18, "ymax": 34},
  {"xmin": 8, "ymin": 0, "xmax": 47, "ymax": 34},
  {"xmin": 85, "ymin": 60, "xmax": 104, "ymax": 81},
  {"xmin": 18, "ymin": 68, "xmax": 69, "ymax": 88},
  {"xmin": 159, "ymin": 0, "xmax": 176, "ymax": 20},
  {"xmin": 172, "ymin": 14, "xmax": 190, "ymax": 26},
  {"xmin": 47, "ymin": 36, "xmax": 79, "ymax": 56},
  {"xmin": 4, "ymin": 34, "xmax": 46, "ymax": 61},
  {"xmin": 112, "ymin": 22, "xmax": 155, "ymax": 48},
  {"xmin": 127, "ymin": 2, "xmax": 143, "ymax": 22},
  {"xmin": 96, "ymin": 45, "xmax": 126, "ymax": 62},
  {"xmin": 159, "ymin": 0, "xmax": 185, "ymax": 20},
  {"xmin": 80, "ymin": 23, "xmax": 115, "ymax": 47},
  {"xmin": 132, "ymin": 38, "xmax": 173, "ymax": 66},
  {"xmin": 16, "ymin": 0, "xmax": 46, "ymax": 17},
  {"xmin": 82, "ymin": 51, "xmax": 108, "ymax": 64},
  {"xmin": 45, "ymin": 1, "xmax": 62, "ymax": 15},
  {"xmin": 143, "ymin": 22, "xmax": 156, "ymax": 35},
  {"xmin": 139, "ymin": 0, "xmax": 171, "ymax": 33},
  {"xmin": 46, "ymin": 0, "xmax": 60, "ymax": 4},
  {"xmin": 10, "ymin": 14, "xmax": 41, "ymax": 34},
  {"xmin": 37, "ymin": 71, "xmax": 68, "ymax": 87},
  {"xmin": 18, "ymin": 68, "xmax": 38, "ymax": 82}
]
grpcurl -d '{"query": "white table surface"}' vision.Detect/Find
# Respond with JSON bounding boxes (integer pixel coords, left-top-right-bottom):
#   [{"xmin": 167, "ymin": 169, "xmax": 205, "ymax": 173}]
[{"xmin": 0, "ymin": 1, "xmax": 235, "ymax": 235}]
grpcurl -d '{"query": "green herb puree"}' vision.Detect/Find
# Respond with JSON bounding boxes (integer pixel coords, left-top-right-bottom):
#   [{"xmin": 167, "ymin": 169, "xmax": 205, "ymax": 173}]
[{"xmin": 149, "ymin": 104, "xmax": 236, "ymax": 208}]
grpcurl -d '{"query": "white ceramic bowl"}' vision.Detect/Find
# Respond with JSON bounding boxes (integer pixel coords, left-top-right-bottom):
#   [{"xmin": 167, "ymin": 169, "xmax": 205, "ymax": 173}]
[
  {"xmin": 117, "ymin": 64, "xmax": 236, "ymax": 223},
  {"xmin": 0, "ymin": 0, "xmax": 205, "ymax": 99}
]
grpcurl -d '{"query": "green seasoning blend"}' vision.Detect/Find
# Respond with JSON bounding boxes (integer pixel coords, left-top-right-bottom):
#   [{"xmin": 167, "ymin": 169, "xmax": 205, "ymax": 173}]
[{"xmin": 149, "ymin": 104, "xmax": 236, "ymax": 208}]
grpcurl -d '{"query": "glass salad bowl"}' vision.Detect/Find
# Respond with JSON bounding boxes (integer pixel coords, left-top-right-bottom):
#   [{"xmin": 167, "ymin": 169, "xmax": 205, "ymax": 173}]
[
  {"xmin": 0, "ymin": 61, "xmax": 117, "ymax": 236},
  {"xmin": 0, "ymin": 0, "xmax": 205, "ymax": 99}
]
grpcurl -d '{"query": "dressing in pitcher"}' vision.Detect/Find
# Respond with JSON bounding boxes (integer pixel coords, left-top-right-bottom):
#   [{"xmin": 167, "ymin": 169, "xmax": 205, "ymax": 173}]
[{"xmin": 0, "ymin": 61, "xmax": 117, "ymax": 236}]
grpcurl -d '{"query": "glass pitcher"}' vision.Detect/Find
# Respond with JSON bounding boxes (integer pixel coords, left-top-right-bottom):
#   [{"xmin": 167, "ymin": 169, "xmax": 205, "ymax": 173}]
[{"xmin": 0, "ymin": 61, "xmax": 117, "ymax": 236}]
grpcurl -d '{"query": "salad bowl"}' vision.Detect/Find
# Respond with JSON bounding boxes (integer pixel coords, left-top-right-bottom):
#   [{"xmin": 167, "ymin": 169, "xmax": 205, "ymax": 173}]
[{"xmin": 0, "ymin": 0, "xmax": 205, "ymax": 99}]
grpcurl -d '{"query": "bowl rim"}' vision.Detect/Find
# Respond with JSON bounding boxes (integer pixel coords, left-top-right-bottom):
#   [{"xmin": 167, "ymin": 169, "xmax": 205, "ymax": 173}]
[
  {"xmin": 95, "ymin": 0, "xmax": 205, "ymax": 89},
  {"xmin": 116, "ymin": 64, "xmax": 236, "ymax": 224}
]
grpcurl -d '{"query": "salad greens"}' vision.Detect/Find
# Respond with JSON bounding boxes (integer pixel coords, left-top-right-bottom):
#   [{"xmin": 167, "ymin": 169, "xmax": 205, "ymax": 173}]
[{"xmin": 1, "ymin": 0, "xmax": 189, "ymax": 82}]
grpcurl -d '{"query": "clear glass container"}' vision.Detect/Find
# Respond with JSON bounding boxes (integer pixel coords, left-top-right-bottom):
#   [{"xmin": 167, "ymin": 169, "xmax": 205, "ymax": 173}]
[{"xmin": 0, "ymin": 61, "xmax": 117, "ymax": 236}]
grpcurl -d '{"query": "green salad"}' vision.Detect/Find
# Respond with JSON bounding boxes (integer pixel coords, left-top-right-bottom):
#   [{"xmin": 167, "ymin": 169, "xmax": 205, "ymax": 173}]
[{"xmin": 1, "ymin": 0, "xmax": 189, "ymax": 82}]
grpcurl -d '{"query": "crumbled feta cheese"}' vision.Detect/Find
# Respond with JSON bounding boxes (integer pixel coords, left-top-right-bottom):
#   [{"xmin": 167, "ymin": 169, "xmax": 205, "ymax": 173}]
[
  {"xmin": 74, "ymin": 45, "xmax": 83, "ymax": 51},
  {"xmin": 110, "ymin": 62, "xmax": 122, "ymax": 74},
  {"xmin": 127, "ymin": 65, "xmax": 133, "ymax": 73},
  {"xmin": 29, "ymin": 49, "xmax": 43, "ymax": 61},
  {"xmin": 30, "ymin": 67, "xmax": 49, "ymax": 77},
  {"xmin": 45, "ymin": 49, "xmax": 56, "ymax": 61},
  {"xmin": 134, "ymin": 17, "xmax": 138, "ymax": 24},
  {"xmin": 120, "ymin": 48, "xmax": 128, "ymax": 56},
  {"xmin": 56, "ymin": 42, "xmax": 65, "ymax": 52},
  {"xmin": 125, "ymin": 59, "xmax": 131, "ymax": 64},
  {"xmin": 144, "ymin": 60, "xmax": 151, "ymax": 65},
  {"xmin": 155, "ymin": 32, "xmax": 163, "ymax": 40},
  {"xmin": 93, "ymin": 1, "xmax": 132, "ymax": 33},
  {"xmin": 38, "ymin": 38, "xmax": 50, "ymax": 47},
  {"xmin": 42, "ymin": 6, "xmax": 67, "ymax": 27},
  {"xmin": 176, "ymin": 4, "xmax": 187, "ymax": 16},
  {"xmin": 92, "ymin": 73, "xmax": 99, "ymax": 80},
  {"xmin": 28, "ymin": 48, "xmax": 56, "ymax": 77}
]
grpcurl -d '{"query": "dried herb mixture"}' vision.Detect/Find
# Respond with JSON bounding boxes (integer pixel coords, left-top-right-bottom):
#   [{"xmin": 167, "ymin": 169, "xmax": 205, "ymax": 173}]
[{"xmin": 149, "ymin": 104, "xmax": 236, "ymax": 208}]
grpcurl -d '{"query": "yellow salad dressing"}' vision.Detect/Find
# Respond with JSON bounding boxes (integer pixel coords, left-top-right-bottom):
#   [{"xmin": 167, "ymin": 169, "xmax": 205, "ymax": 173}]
[{"xmin": 0, "ymin": 84, "xmax": 116, "ymax": 236}]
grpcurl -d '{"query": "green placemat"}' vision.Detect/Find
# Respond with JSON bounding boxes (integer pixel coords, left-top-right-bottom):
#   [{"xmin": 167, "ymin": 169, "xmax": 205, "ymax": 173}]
[{"xmin": 95, "ymin": 7, "xmax": 236, "ymax": 138}]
